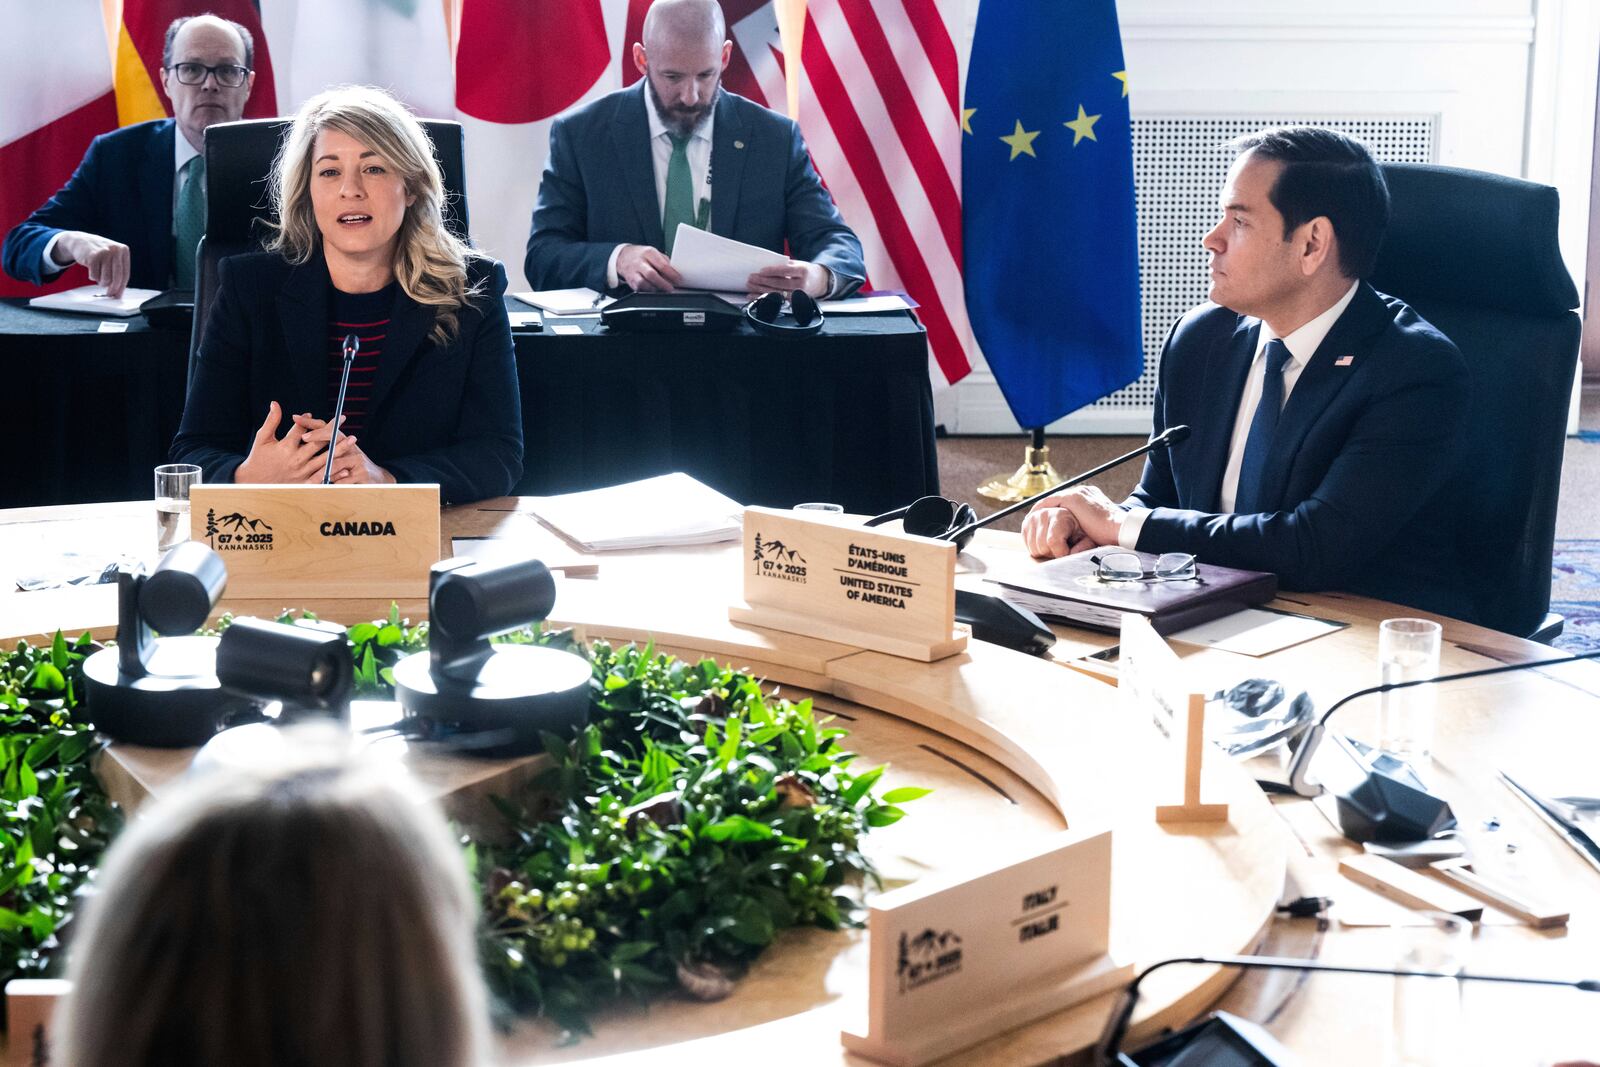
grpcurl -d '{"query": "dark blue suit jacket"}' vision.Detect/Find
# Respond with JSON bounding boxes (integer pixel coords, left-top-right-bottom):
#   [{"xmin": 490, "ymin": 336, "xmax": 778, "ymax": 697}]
[
  {"xmin": 171, "ymin": 251, "xmax": 524, "ymax": 505},
  {"xmin": 525, "ymin": 83, "xmax": 866, "ymax": 295},
  {"xmin": 2, "ymin": 119, "xmax": 177, "ymax": 291},
  {"xmin": 1128, "ymin": 282, "xmax": 1473, "ymax": 620}
]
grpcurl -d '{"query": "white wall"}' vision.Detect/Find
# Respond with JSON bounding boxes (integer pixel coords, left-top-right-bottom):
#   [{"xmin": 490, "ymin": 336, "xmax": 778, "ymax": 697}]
[{"xmin": 943, "ymin": 0, "xmax": 1598, "ymax": 434}]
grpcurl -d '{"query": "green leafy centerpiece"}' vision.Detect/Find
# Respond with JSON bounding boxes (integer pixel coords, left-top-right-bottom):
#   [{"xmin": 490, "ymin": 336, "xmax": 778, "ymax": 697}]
[{"xmin": 0, "ymin": 617, "xmax": 922, "ymax": 1040}]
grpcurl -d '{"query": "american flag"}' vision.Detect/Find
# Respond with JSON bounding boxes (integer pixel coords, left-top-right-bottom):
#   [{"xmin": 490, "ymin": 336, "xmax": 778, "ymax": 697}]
[{"xmin": 796, "ymin": 0, "xmax": 975, "ymax": 388}]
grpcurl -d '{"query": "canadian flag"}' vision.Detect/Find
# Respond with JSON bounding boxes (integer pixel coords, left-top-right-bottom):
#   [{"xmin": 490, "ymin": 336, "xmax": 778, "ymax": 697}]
[
  {"xmin": 0, "ymin": 7, "xmax": 118, "ymax": 297},
  {"xmin": 454, "ymin": 0, "xmax": 784, "ymax": 291}
]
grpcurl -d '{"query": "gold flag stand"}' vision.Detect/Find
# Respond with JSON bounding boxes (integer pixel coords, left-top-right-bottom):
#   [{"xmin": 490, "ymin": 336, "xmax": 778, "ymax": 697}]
[{"xmin": 977, "ymin": 428, "xmax": 1061, "ymax": 504}]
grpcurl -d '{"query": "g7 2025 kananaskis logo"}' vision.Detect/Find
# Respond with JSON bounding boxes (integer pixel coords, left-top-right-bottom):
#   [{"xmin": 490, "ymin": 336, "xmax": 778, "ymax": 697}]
[
  {"xmin": 204, "ymin": 508, "xmax": 274, "ymax": 550},
  {"xmin": 897, "ymin": 928, "xmax": 963, "ymax": 992},
  {"xmin": 751, "ymin": 532, "xmax": 807, "ymax": 584}
]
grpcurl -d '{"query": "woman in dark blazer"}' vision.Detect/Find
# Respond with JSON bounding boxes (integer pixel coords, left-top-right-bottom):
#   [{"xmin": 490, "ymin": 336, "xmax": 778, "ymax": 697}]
[{"xmin": 171, "ymin": 86, "xmax": 522, "ymax": 505}]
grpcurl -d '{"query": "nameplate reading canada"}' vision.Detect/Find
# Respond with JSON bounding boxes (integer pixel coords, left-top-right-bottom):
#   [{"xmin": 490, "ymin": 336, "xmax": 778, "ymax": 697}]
[
  {"xmin": 189, "ymin": 484, "xmax": 441, "ymax": 601},
  {"xmin": 728, "ymin": 507, "xmax": 966, "ymax": 661}
]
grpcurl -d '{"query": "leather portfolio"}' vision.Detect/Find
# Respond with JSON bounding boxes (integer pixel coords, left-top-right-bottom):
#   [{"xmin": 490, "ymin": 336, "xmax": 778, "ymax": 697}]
[{"xmin": 986, "ymin": 551, "xmax": 1278, "ymax": 635}]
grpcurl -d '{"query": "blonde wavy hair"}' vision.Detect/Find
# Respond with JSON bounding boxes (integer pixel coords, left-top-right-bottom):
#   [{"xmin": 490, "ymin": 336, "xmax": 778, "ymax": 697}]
[
  {"xmin": 55, "ymin": 726, "xmax": 491, "ymax": 1067},
  {"xmin": 267, "ymin": 85, "xmax": 479, "ymax": 344}
]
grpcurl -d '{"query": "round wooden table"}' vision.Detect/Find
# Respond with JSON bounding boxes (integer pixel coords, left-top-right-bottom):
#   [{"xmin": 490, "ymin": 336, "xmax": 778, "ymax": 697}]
[{"xmin": 2, "ymin": 498, "xmax": 1596, "ymax": 1066}]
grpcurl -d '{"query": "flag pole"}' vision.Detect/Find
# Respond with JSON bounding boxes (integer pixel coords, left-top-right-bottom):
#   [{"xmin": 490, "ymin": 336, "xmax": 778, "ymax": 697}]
[
  {"xmin": 976, "ymin": 428, "xmax": 1065, "ymax": 504},
  {"xmin": 775, "ymin": 0, "xmax": 807, "ymax": 119}
]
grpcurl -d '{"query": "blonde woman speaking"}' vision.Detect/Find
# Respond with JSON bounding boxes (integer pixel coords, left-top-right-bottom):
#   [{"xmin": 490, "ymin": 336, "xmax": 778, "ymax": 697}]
[{"xmin": 172, "ymin": 85, "xmax": 522, "ymax": 505}]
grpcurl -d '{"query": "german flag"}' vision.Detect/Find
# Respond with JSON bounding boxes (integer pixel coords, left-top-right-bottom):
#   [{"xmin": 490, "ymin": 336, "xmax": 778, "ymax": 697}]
[{"xmin": 114, "ymin": 1, "xmax": 278, "ymax": 126}]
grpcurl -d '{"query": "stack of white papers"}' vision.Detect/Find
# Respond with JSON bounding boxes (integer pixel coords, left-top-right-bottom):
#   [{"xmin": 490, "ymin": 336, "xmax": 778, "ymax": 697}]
[
  {"xmin": 668, "ymin": 225, "xmax": 788, "ymax": 292},
  {"xmin": 29, "ymin": 284, "xmax": 161, "ymax": 317},
  {"xmin": 1167, "ymin": 606, "xmax": 1346, "ymax": 656},
  {"xmin": 512, "ymin": 288, "xmax": 614, "ymax": 314},
  {"xmin": 525, "ymin": 472, "xmax": 743, "ymax": 551},
  {"xmin": 819, "ymin": 293, "xmax": 917, "ymax": 314}
]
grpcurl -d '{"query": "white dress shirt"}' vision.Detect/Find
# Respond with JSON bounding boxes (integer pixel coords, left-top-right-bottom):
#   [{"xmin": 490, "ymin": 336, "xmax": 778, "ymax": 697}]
[
  {"xmin": 604, "ymin": 92, "xmax": 715, "ymax": 289},
  {"xmin": 1118, "ymin": 280, "xmax": 1359, "ymax": 549},
  {"xmin": 41, "ymin": 127, "xmax": 202, "ymax": 273}
]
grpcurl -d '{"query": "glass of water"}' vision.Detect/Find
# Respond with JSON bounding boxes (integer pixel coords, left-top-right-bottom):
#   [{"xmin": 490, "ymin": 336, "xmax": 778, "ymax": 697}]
[
  {"xmin": 154, "ymin": 463, "xmax": 201, "ymax": 554},
  {"xmin": 1391, "ymin": 912, "xmax": 1469, "ymax": 1066},
  {"xmin": 1378, "ymin": 618, "xmax": 1442, "ymax": 762}
]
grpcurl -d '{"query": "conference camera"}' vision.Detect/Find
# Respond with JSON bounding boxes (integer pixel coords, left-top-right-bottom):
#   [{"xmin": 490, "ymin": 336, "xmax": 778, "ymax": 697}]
[
  {"xmin": 392, "ymin": 556, "xmax": 591, "ymax": 756},
  {"xmin": 83, "ymin": 541, "xmax": 258, "ymax": 747}
]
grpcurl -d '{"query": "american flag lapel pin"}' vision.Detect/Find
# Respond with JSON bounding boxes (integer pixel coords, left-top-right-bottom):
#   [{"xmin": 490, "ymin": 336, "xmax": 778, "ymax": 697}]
[{"xmin": 1334, "ymin": 354, "xmax": 1354, "ymax": 367}]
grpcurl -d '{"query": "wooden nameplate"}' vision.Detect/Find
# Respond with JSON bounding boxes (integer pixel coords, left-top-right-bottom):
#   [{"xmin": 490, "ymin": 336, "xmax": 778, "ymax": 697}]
[
  {"xmin": 4, "ymin": 979, "xmax": 68, "ymax": 1067},
  {"xmin": 1338, "ymin": 854, "xmax": 1484, "ymax": 921},
  {"xmin": 190, "ymin": 484, "xmax": 440, "ymax": 601},
  {"xmin": 841, "ymin": 829, "xmax": 1133, "ymax": 1066},
  {"xmin": 729, "ymin": 507, "xmax": 967, "ymax": 662}
]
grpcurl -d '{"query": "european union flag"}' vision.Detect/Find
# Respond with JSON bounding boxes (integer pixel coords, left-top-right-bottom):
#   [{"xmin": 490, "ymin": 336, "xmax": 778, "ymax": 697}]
[{"xmin": 962, "ymin": 0, "xmax": 1141, "ymax": 430}]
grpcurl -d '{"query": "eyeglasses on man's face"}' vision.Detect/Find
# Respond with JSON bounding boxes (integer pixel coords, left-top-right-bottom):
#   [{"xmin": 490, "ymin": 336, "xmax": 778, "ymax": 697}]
[
  {"xmin": 167, "ymin": 62, "xmax": 251, "ymax": 88},
  {"xmin": 1091, "ymin": 551, "xmax": 1199, "ymax": 582}
]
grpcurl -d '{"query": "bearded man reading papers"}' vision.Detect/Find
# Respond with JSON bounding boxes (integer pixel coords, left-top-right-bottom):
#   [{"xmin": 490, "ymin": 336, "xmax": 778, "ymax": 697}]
[
  {"xmin": 523, "ymin": 0, "xmax": 865, "ymax": 299},
  {"xmin": 1022, "ymin": 127, "xmax": 1475, "ymax": 623}
]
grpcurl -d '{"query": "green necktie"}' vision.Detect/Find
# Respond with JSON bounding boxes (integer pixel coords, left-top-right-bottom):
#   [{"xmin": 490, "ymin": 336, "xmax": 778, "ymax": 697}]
[
  {"xmin": 173, "ymin": 155, "xmax": 206, "ymax": 289},
  {"xmin": 662, "ymin": 133, "xmax": 696, "ymax": 255}
]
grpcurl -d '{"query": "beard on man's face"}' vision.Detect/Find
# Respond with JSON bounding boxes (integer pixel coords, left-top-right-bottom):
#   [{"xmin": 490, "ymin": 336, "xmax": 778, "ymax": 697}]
[{"xmin": 646, "ymin": 74, "xmax": 718, "ymax": 137}]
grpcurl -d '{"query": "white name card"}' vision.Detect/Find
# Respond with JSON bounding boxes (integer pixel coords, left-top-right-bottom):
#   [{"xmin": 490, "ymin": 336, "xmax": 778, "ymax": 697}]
[
  {"xmin": 1119, "ymin": 615, "xmax": 1229, "ymax": 823},
  {"xmin": 728, "ymin": 507, "xmax": 966, "ymax": 661},
  {"xmin": 841, "ymin": 828, "xmax": 1133, "ymax": 1066},
  {"xmin": 189, "ymin": 484, "xmax": 440, "ymax": 601}
]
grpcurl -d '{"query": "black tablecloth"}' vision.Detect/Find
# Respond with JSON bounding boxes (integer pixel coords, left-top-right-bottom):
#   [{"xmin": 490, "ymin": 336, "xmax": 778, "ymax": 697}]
[
  {"xmin": 514, "ymin": 308, "xmax": 938, "ymax": 514},
  {"xmin": 1, "ymin": 298, "xmax": 938, "ymax": 514},
  {"xmin": 0, "ymin": 300, "xmax": 191, "ymax": 508}
]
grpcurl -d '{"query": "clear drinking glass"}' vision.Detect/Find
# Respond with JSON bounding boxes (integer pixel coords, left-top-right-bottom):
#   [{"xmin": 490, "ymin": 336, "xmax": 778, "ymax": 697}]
[
  {"xmin": 154, "ymin": 463, "xmax": 201, "ymax": 554},
  {"xmin": 1378, "ymin": 618, "xmax": 1442, "ymax": 762},
  {"xmin": 1390, "ymin": 912, "xmax": 1469, "ymax": 1066}
]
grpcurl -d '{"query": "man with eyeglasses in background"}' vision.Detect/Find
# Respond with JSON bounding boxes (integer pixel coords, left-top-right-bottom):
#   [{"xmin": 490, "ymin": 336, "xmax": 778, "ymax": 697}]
[{"xmin": 2, "ymin": 14, "xmax": 256, "ymax": 298}]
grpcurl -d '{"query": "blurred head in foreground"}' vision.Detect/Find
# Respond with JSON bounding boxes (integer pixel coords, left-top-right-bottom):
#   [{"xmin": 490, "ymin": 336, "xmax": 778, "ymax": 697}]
[{"xmin": 56, "ymin": 727, "xmax": 490, "ymax": 1067}]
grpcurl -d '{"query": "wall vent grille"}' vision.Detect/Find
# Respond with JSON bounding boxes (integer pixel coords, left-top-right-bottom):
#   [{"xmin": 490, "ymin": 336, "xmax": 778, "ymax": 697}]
[{"xmin": 1068, "ymin": 115, "xmax": 1438, "ymax": 423}]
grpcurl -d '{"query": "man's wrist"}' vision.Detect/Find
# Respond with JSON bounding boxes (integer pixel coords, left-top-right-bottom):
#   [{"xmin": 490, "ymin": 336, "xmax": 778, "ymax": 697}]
[
  {"xmin": 42, "ymin": 231, "xmax": 72, "ymax": 271},
  {"xmin": 1116, "ymin": 507, "xmax": 1151, "ymax": 550},
  {"xmin": 605, "ymin": 244, "xmax": 625, "ymax": 290}
]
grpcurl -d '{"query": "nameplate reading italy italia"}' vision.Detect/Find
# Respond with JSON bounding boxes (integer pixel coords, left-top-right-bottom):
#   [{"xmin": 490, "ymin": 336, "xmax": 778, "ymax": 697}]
[
  {"xmin": 189, "ymin": 484, "xmax": 441, "ymax": 601},
  {"xmin": 728, "ymin": 507, "xmax": 966, "ymax": 661}
]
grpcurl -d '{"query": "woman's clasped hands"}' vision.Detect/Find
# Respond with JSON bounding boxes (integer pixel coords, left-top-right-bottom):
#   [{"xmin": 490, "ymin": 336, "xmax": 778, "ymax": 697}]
[{"xmin": 233, "ymin": 401, "xmax": 390, "ymax": 484}]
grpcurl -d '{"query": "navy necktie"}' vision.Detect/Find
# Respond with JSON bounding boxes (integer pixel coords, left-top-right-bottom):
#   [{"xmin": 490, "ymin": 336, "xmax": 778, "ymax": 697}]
[{"xmin": 1234, "ymin": 338, "xmax": 1293, "ymax": 514}]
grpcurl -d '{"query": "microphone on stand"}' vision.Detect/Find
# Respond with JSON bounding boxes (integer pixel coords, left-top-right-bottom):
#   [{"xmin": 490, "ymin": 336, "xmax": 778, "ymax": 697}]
[
  {"xmin": 1274, "ymin": 648, "xmax": 1600, "ymax": 843},
  {"xmin": 323, "ymin": 333, "xmax": 359, "ymax": 486},
  {"xmin": 865, "ymin": 424, "xmax": 1191, "ymax": 551},
  {"xmin": 859, "ymin": 426, "xmax": 1191, "ymax": 655},
  {"xmin": 1095, "ymin": 952, "xmax": 1600, "ymax": 1065}
]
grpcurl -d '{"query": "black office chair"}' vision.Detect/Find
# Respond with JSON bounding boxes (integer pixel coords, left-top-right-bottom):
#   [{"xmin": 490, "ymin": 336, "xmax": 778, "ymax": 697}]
[
  {"xmin": 1369, "ymin": 163, "xmax": 1580, "ymax": 642},
  {"xmin": 186, "ymin": 117, "xmax": 470, "ymax": 390}
]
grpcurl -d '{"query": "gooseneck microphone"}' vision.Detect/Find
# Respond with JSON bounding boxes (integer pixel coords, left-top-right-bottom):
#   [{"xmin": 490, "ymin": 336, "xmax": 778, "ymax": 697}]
[
  {"xmin": 322, "ymin": 332, "xmax": 359, "ymax": 485},
  {"xmin": 1095, "ymin": 953, "xmax": 1600, "ymax": 1065},
  {"xmin": 864, "ymin": 425, "xmax": 1190, "ymax": 551},
  {"xmin": 1280, "ymin": 647, "xmax": 1600, "ymax": 787},
  {"xmin": 945, "ymin": 424, "xmax": 1191, "ymax": 544},
  {"xmin": 1273, "ymin": 646, "xmax": 1600, "ymax": 844}
]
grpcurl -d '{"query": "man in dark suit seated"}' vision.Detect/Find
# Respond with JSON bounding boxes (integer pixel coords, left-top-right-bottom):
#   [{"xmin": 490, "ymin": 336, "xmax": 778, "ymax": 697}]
[
  {"xmin": 1, "ymin": 14, "xmax": 257, "ymax": 297},
  {"xmin": 524, "ymin": 0, "xmax": 866, "ymax": 299},
  {"xmin": 1022, "ymin": 127, "xmax": 1473, "ymax": 621}
]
